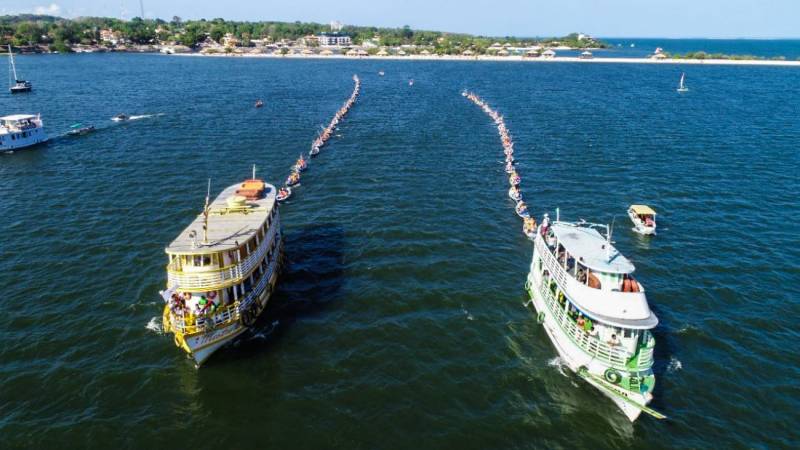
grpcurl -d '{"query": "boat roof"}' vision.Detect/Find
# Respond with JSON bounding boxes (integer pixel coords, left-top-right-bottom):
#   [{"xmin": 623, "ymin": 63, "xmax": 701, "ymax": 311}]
[
  {"xmin": 165, "ymin": 181, "xmax": 276, "ymax": 255},
  {"xmin": 552, "ymin": 222, "xmax": 635, "ymax": 274},
  {"xmin": 629, "ymin": 204, "xmax": 656, "ymax": 215},
  {"xmin": 0, "ymin": 114, "xmax": 36, "ymax": 121}
]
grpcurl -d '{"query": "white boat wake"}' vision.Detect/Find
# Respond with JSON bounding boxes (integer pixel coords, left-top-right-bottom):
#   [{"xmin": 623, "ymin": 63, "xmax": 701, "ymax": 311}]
[
  {"xmin": 145, "ymin": 316, "xmax": 163, "ymax": 334},
  {"xmin": 667, "ymin": 357, "xmax": 683, "ymax": 373},
  {"xmin": 547, "ymin": 356, "xmax": 569, "ymax": 377},
  {"xmin": 460, "ymin": 304, "xmax": 475, "ymax": 321},
  {"xmin": 129, "ymin": 113, "xmax": 164, "ymax": 121}
]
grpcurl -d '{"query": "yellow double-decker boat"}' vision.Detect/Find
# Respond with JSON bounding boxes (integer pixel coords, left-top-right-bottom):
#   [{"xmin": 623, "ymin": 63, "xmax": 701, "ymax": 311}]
[{"xmin": 161, "ymin": 171, "xmax": 282, "ymax": 366}]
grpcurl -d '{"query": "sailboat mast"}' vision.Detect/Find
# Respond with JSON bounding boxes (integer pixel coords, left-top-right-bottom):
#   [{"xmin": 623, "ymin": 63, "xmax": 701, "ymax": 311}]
[{"xmin": 8, "ymin": 45, "xmax": 18, "ymax": 81}]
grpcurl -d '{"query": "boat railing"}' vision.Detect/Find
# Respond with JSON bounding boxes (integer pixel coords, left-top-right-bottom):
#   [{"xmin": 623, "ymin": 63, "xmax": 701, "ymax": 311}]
[
  {"xmin": 535, "ymin": 233, "xmax": 569, "ymax": 287},
  {"xmin": 536, "ymin": 271, "xmax": 632, "ymax": 369},
  {"xmin": 168, "ymin": 248, "xmax": 278, "ymax": 335},
  {"xmin": 169, "ymin": 301, "xmax": 240, "ymax": 335},
  {"xmin": 167, "ymin": 219, "xmax": 279, "ymax": 290}
]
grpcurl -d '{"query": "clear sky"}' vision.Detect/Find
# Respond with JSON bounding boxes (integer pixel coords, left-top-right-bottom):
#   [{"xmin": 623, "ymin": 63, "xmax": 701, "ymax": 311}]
[{"xmin": 4, "ymin": 0, "xmax": 799, "ymax": 39}]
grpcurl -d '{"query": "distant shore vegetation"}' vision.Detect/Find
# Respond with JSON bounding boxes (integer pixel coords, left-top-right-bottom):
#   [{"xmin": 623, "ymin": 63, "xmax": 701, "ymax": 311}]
[
  {"xmin": 0, "ymin": 14, "xmax": 605, "ymax": 54},
  {"xmin": 669, "ymin": 51, "xmax": 790, "ymax": 61}
]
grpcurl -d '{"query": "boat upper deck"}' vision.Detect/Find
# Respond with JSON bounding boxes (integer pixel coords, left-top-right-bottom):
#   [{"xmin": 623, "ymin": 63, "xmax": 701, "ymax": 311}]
[
  {"xmin": 551, "ymin": 222, "xmax": 635, "ymax": 274},
  {"xmin": 166, "ymin": 180, "xmax": 277, "ymax": 255},
  {"xmin": 0, "ymin": 114, "xmax": 41, "ymax": 132}
]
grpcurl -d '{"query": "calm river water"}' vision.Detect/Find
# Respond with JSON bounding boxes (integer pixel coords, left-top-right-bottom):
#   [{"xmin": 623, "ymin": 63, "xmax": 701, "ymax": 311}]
[{"xmin": 0, "ymin": 53, "xmax": 798, "ymax": 449}]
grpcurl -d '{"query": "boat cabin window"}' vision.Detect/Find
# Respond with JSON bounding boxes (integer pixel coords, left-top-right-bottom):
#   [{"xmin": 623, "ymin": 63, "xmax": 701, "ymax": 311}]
[{"xmin": 191, "ymin": 255, "xmax": 212, "ymax": 267}]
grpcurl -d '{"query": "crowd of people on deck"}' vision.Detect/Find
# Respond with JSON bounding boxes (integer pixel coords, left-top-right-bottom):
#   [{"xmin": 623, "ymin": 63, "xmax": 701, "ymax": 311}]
[
  {"xmin": 167, "ymin": 290, "xmax": 221, "ymax": 318},
  {"xmin": 277, "ymin": 75, "xmax": 361, "ymax": 203},
  {"xmin": 463, "ymin": 91, "xmax": 536, "ymax": 239}
]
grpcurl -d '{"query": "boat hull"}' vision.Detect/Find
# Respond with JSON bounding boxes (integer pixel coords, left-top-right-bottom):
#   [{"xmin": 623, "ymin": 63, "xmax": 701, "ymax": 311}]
[
  {"xmin": 526, "ymin": 270, "xmax": 653, "ymax": 422},
  {"xmin": 627, "ymin": 210, "xmax": 656, "ymax": 235},
  {"xmin": 166, "ymin": 242, "xmax": 283, "ymax": 367}
]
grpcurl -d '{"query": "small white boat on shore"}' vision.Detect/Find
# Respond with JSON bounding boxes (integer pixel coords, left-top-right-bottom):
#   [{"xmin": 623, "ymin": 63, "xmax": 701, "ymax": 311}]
[{"xmin": 628, "ymin": 205, "xmax": 657, "ymax": 235}]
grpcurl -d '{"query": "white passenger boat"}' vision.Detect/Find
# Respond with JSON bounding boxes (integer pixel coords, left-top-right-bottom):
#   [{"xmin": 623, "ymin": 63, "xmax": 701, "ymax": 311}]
[
  {"xmin": 628, "ymin": 204, "xmax": 657, "ymax": 235},
  {"xmin": 0, "ymin": 114, "xmax": 47, "ymax": 151},
  {"xmin": 525, "ymin": 211, "xmax": 664, "ymax": 421},
  {"xmin": 161, "ymin": 173, "xmax": 283, "ymax": 366}
]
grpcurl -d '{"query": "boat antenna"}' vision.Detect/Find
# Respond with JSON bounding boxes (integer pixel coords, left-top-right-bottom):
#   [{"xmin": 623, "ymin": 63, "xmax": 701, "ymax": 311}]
[
  {"xmin": 202, "ymin": 178, "xmax": 211, "ymax": 245},
  {"xmin": 606, "ymin": 216, "xmax": 616, "ymax": 261},
  {"xmin": 252, "ymin": 164, "xmax": 256, "ymax": 180},
  {"xmin": 556, "ymin": 207, "xmax": 560, "ymax": 222}
]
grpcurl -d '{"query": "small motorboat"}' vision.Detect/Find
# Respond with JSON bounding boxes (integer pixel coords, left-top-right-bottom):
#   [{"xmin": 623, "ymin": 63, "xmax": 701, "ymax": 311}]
[
  {"xmin": 509, "ymin": 174, "xmax": 521, "ymax": 186},
  {"xmin": 294, "ymin": 155, "xmax": 307, "ymax": 172},
  {"xmin": 378, "ymin": 71, "xmax": 385, "ymax": 76},
  {"xmin": 276, "ymin": 187, "xmax": 291, "ymax": 202},
  {"xmin": 67, "ymin": 123, "xmax": 95, "ymax": 136},
  {"xmin": 111, "ymin": 114, "xmax": 129, "ymax": 122},
  {"xmin": 508, "ymin": 186, "xmax": 522, "ymax": 202},
  {"xmin": 409, "ymin": 79, "xmax": 414, "ymax": 86},
  {"xmin": 309, "ymin": 146, "xmax": 320, "ymax": 157},
  {"xmin": 255, "ymin": 99, "xmax": 264, "ymax": 108},
  {"xmin": 505, "ymin": 162, "xmax": 515, "ymax": 174},
  {"xmin": 523, "ymin": 217, "xmax": 537, "ymax": 238},
  {"xmin": 515, "ymin": 201, "xmax": 530, "ymax": 218},
  {"xmin": 286, "ymin": 173, "xmax": 300, "ymax": 186},
  {"xmin": 628, "ymin": 204, "xmax": 657, "ymax": 235},
  {"xmin": 506, "ymin": 154, "xmax": 514, "ymax": 163}
]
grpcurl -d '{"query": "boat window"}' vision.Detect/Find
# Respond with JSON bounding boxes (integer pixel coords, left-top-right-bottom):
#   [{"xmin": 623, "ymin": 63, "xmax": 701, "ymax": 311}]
[{"xmin": 623, "ymin": 328, "xmax": 637, "ymax": 339}]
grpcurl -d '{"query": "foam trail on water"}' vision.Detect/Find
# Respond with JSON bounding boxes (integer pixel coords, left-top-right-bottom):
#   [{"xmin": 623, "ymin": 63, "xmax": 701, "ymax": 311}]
[
  {"xmin": 667, "ymin": 357, "xmax": 683, "ymax": 373},
  {"xmin": 145, "ymin": 316, "xmax": 163, "ymax": 334}
]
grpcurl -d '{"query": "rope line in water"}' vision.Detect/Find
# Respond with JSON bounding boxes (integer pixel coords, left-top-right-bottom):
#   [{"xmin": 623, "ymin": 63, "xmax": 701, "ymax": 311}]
[
  {"xmin": 277, "ymin": 74, "xmax": 361, "ymax": 202},
  {"xmin": 462, "ymin": 91, "xmax": 536, "ymax": 239}
]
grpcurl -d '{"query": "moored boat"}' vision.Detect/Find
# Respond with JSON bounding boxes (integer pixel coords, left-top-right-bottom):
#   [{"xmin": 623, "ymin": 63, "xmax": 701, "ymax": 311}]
[
  {"xmin": 628, "ymin": 204, "xmax": 657, "ymax": 235},
  {"xmin": 161, "ymin": 174, "xmax": 283, "ymax": 366},
  {"xmin": 0, "ymin": 114, "xmax": 47, "ymax": 151},
  {"xmin": 276, "ymin": 186, "xmax": 291, "ymax": 202},
  {"xmin": 515, "ymin": 200, "xmax": 530, "ymax": 218},
  {"xmin": 525, "ymin": 212, "xmax": 664, "ymax": 421},
  {"xmin": 67, "ymin": 123, "xmax": 95, "ymax": 136},
  {"xmin": 7, "ymin": 45, "xmax": 32, "ymax": 93}
]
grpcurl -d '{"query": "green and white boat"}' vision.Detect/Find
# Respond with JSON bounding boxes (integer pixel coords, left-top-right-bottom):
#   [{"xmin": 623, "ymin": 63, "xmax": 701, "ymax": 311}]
[{"xmin": 525, "ymin": 211, "xmax": 665, "ymax": 422}]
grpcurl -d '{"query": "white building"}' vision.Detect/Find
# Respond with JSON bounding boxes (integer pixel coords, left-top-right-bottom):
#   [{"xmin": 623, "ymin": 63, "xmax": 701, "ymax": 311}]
[
  {"xmin": 330, "ymin": 21, "xmax": 343, "ymax": 32},
  {"xmin": 318, "ymin": 32, "xmax": 352, "ymax": 47}
]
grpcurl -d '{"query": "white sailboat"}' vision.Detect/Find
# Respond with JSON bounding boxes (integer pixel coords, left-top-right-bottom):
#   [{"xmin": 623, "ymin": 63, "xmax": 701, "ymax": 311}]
[
  {"xmin": 677, "ymin": 72, "xmax": 688, "ymax": 93},
  {"xmin": 7, "ymin": 45, "xmax": 32, "ymax": 94}
]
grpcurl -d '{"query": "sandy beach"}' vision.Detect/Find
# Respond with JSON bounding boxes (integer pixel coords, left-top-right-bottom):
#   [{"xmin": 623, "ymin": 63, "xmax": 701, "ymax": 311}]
[{"xmin": 175, "ymin": 52, "xmax": 800, "ymax": 67}]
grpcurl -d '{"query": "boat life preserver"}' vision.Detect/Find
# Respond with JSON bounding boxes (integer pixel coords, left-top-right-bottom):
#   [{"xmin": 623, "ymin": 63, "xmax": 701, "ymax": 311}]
[{"xmin": 604, "ymin": 368, "xmax": 622, "ymax": 384}]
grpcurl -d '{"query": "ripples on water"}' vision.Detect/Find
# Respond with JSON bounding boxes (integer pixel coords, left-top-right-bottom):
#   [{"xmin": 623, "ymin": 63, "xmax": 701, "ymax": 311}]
[{"xmin": 0, "ymin": 54, "xmax": 799, "ymax": 448}]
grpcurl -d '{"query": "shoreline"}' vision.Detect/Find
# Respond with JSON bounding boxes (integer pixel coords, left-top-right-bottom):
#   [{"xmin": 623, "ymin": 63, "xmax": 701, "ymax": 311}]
[{"xmin": 172, "ymin": 52, "xmax": 800, "ymax": 67}]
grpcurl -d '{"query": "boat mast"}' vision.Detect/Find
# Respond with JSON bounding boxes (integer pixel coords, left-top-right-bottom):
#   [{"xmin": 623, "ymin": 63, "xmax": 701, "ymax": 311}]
[
  {"xmin": 202, "ymin": 179, "xmax": 211, "ymax": 245},
  {"xmin": 8, "ymin": 45, "xmax": 18, "ymax": 82}
]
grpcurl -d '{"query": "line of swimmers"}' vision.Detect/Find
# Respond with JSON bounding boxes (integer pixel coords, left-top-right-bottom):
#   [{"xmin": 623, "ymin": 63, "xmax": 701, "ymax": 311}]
[
  {"xmin": 463, "ymin": 91, "xmax": 536, "ymax": 239},
  {"xmin": 277, "ymin": 75, "xmax": 362, "ymax": 203}
]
